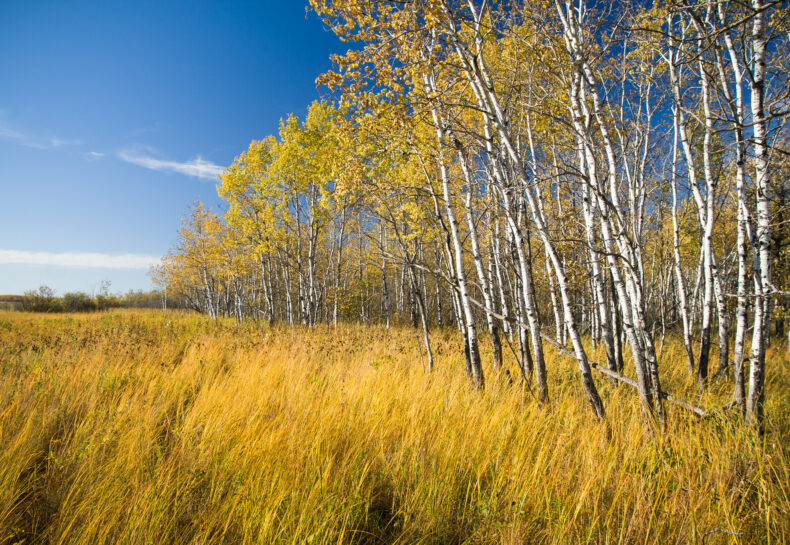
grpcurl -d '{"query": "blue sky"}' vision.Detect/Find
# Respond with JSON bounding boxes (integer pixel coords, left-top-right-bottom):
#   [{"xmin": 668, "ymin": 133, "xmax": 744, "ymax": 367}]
[{"xmin": 0, "ymin": 0, "xmax": 342, "ymax": 295}]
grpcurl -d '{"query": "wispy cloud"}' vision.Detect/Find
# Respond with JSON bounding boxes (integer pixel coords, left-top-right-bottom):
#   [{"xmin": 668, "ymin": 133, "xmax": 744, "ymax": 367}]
[
  {"xmin": 117, "ymin": 148, "xmax": 224, "ymax": 180},
  {"xmin": 83, "ymin": 150, "xmax": 105, "ymax": 161},
  {"xmin": 0, "ymin": 114, "xmax": 81, "ymax": 149},
  {"xmin": 0, "ymin": 249, "xmax": 160, "ymax": 269}
]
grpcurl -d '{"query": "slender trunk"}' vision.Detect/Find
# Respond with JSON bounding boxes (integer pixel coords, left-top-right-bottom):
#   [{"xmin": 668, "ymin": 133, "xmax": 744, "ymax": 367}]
[
  {"xmin": 458, "ymin": 148, "xmax": 502, "ymax": 372},
  {"xmin": 670, "ymin": 105, "xmax": 696, "ymax": 373},
  {"xmin": 407, "ymin": 262, "xmax": 433, "ymax": 372},
  {"xmin": 580, "ymin": 151, "xmax": 617, "ymax": 372},
  {"xmin": 748, "ymin": 0, "xmax": 770, "ymax": 425},
  {"xmin": 381, "ymin": 224, "xmax": 391, "ymax": 329},
  {"xmin": 423, "ymin": 73, "xmax": 484, "ymax": 388}
]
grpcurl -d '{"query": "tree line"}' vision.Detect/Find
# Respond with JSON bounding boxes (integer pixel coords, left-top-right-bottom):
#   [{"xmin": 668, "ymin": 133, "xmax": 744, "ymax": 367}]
[
  {"xmin": 10, "ymin": 286, "xmax": 171, "ymax": 313},
  {"xmin": 153, "ymin": 0, "xmax": 790, "ymax": 426}
]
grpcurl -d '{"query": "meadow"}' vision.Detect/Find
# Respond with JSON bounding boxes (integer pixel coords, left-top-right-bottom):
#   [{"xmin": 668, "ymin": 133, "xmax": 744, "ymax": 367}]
[{"xmin": 0, "ymin": 310, "xmax": 788, "ymax": 544}]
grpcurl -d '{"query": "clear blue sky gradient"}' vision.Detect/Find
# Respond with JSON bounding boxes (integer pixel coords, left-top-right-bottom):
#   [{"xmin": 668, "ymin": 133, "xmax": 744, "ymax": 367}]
[{"xmin": 0, "ymin": 0, "xmax": 343, "ymax": 295}]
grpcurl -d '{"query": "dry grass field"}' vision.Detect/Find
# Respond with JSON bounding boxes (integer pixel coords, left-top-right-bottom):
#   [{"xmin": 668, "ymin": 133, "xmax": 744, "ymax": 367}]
[{"xmin": 0, "ymin": 310, "xmax": 788, "ymax": 544}]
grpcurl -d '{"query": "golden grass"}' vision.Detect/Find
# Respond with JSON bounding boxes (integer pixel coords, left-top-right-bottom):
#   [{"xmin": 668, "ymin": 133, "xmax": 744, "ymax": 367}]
[{"xmin": 0, "ymin": 310, "xmax": 787, "ymax": 544}]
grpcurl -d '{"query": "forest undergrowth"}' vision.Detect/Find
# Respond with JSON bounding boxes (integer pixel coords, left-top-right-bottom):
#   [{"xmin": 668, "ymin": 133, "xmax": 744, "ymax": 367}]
[{"xmin": 0, "ymin": 310, "xmax": 788, "ymax": 544}]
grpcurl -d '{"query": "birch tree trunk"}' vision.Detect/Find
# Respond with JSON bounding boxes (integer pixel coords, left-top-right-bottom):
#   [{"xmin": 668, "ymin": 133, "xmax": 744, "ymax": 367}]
[
  {"xmin": 747, "ymin": 0, "xmax": 770, "ymax": 425},
  {"xmin": 458, "ymin": 149, "xmax": 503, "ymax": 372},
  {"xmin": 716, "ymin": 4, "xmax": 750, "ymax": 406},
  {"xmin": 670, "ymin": 105, "xmax": 695, "ymax": 373}
]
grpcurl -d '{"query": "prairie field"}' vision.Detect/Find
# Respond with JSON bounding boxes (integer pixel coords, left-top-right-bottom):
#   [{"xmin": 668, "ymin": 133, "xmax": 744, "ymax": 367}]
[{"xmin": 0, "ymin": 310, "xmax": 788, "ymax": 544}]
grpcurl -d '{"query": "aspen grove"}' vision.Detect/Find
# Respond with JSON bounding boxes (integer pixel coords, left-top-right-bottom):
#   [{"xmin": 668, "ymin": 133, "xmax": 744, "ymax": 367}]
[{"xmin": 154, "ymin": 0, "xmax": 790, "ymax": 427}]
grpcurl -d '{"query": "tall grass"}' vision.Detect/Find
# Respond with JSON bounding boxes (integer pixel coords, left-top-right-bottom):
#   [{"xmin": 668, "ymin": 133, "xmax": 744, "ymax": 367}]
[{"xmin": 0, "ymin": 310, "xmax": 787, "ymax": 544}]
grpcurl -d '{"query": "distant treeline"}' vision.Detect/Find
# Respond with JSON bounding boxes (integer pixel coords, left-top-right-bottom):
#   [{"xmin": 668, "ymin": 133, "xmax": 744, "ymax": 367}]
[{"xmin": 0, "ymin": 287, "xmax": 182, "ymax": 313}]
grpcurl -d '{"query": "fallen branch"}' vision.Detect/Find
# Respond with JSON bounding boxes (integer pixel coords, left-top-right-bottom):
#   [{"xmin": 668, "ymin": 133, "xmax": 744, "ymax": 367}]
[
  {"xmin": 540, "ymin": 333, "xmax": 710, "ymax": 418},
  {"xmin": 701, "ymin": 528, "xmax": 742, "ymax": 543},
  {"xmin": 391, "ymin": 258, "xmax": 711, "ymax": 418}
]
